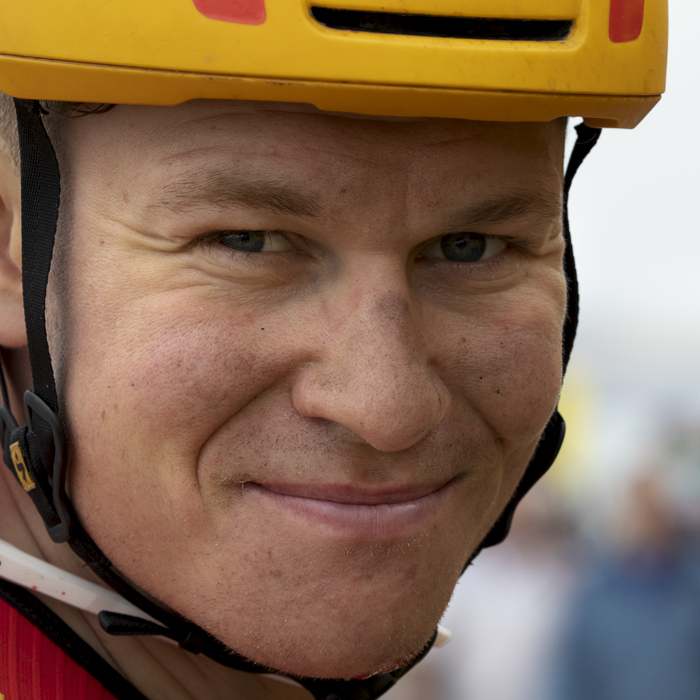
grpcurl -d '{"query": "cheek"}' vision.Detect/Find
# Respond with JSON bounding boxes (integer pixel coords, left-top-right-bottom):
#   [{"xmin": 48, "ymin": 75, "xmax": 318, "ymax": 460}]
[
  {"xmin": 64, "ymin": 289, "xmax": 295, "ymax": 522},
  {"xmin": 440, "ymin": 287, "xmax": 565, "ymax": 451}
]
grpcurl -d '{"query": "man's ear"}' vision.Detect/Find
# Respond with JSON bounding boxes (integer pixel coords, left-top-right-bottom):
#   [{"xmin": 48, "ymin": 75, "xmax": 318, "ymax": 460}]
[{"xmin": 0, "ymin": 150, "xmax": 25, "ymax": 348}]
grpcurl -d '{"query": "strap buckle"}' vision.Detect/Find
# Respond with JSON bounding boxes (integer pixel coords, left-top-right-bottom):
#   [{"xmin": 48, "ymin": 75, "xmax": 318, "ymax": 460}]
[{"xmin": 24, "ymin": 390, "xmax": 72, "ymax": 542}]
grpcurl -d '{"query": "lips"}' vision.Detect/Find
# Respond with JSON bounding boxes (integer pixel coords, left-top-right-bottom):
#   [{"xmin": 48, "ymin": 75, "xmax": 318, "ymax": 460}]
[{"xmin": 241, "ymin": 478, "xmax": 456, "ymax": 541}]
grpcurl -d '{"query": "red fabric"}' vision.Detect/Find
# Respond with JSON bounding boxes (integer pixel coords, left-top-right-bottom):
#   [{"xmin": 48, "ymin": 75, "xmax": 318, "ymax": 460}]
[{"xmin": 0, "ymin": 598, "xmax": 118, "ymax": 700}]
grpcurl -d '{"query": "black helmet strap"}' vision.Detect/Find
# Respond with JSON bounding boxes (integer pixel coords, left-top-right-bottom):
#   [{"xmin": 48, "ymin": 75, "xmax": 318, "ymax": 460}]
[
  {"xmin": 480, "ymin": 122, "xmax": 602, "ymax": 548},
  {"xmin": 1, "ymin": 100, "xmax": 72, "ymax": 544}
]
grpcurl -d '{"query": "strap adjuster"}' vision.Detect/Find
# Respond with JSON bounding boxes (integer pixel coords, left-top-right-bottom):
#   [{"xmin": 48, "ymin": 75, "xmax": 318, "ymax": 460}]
[{"xmin": 23, "ymin": 390, "xmax": 72, "ymax": 543}]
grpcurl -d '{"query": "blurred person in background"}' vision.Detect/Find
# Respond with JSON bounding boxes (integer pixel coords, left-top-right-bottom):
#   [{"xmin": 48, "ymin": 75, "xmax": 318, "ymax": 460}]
[{"xmin": 549, "ymin": 473, "xmax": 700, "ymax": 700}]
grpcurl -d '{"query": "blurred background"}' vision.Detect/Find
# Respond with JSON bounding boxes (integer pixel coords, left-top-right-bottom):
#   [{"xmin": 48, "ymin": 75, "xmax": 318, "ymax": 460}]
[{"xmin": 387, "ymin": 1, "xmax": 700, "ymax": 698}]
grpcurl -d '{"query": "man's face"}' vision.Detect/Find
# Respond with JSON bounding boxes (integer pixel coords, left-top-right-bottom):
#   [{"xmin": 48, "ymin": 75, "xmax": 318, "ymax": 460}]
[{"xmin": 57, "ymin": 101, "xmax": 566, "ymax": 678}]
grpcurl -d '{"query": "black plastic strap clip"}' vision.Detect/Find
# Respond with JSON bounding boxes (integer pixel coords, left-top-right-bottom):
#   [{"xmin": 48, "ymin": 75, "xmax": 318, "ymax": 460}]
[
  {"xmin": 25, "ymin": 389, "xmax": 73, "ymax": 543},
  {"xmin": 98, "ymin": 611, "xmax": 208, "ymax": 654},
  {"xmin": 4, "ymin": 390, "xmax": 73, "ymax": 543}
]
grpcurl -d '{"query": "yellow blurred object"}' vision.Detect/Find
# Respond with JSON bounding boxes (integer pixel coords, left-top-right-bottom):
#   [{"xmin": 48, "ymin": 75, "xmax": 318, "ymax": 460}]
[
  {"xmin": 547, "ymin": 368, "xmax": 598, "ymax": 494},
  {"xmin": 0, "ymin": 0, "xmax": 666, "ymax": 127}
]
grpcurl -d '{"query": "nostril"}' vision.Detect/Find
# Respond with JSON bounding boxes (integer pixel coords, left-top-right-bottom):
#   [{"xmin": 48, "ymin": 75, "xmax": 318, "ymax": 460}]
[{"xmin": 292, "ymin": 366, "xmax": 451, "ymax": 453}]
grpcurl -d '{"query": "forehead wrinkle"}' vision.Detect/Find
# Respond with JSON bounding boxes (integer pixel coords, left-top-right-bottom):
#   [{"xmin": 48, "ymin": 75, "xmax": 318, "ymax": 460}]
[
  {"xmin": 446, "ymin": 185, "xmax": 563, "ymax": 230},
  {"xmin": 148, "ymin": 167, "xmax": 324, "ymax": 221},
  {"xmin": 158, "ymin": 109, "xmax": 453, "ymax": 171}
]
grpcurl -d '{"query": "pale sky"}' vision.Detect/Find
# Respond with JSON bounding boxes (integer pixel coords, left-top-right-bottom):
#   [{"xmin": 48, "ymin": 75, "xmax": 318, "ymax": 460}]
[
  {"xmin": 561, "ymin": 0, "xmax": 700, "ymax": 485},
  {"xmin": 568, "ymin": 0, "xmax": 700, "ymax": 385}
]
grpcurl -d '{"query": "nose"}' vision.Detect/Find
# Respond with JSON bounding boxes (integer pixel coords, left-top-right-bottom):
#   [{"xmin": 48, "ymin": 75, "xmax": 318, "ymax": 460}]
[{"xmin": 291, "ymin": 279, "xmax": 451, "ymax": 453}]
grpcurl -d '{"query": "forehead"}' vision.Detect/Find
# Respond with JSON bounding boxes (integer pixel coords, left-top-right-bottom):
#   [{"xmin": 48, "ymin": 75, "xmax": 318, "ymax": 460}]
[
  {"xmin": 61, "ymin": 100, "xmax": 566, "ymax": 223},
  {"xmin": 63, "ymin": 100, "xmax": 564, "ymax": 167}
]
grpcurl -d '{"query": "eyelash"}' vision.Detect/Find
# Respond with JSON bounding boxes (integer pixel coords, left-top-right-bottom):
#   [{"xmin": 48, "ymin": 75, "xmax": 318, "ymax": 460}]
[
  {"xmin": 424, "ymin": 253, "xmax": 515, "ymax": 282},
  {"xmin": 422, "ymin": 237, "xmax": 531, "ymax": 287},
  {"xmin": 195, "ymin": 230, "xmax": 294, "ymax": 257},
  {"xmin": 420, "ymin": 233, "xmax": 518, "ymax": 259}
]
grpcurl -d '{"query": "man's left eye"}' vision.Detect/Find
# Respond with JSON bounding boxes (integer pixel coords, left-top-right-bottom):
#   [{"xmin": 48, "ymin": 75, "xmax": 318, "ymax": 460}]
[
  {"xmin": 424, "ymin": 233, "xmax": 506, "ymax": 263},
  {"xmin": 218, "ymin": 230, "xmax": 293, "ymax": 253}
]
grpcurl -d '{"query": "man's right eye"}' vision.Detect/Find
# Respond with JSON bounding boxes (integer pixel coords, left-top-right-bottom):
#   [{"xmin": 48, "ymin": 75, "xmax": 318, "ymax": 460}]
[{"xmin": 218, "ymin": 230, "xmax": 293, "ymax": 253}]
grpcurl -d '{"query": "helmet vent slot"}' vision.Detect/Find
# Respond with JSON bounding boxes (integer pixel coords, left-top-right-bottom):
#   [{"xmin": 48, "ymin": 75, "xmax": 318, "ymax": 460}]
[{"xmin": 310, "ymin": 8, "xmax": 573, "ymax": 41}]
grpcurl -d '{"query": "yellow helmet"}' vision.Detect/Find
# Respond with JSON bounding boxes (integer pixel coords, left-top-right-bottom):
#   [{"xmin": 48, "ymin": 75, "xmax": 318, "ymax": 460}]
[
  {"xmin": 0, "ymin": 0, "xmax": 667, "ymax": 127},
  {"xmin": 0, "ymin": 4, "xmax": 670, "ymax": 697}
]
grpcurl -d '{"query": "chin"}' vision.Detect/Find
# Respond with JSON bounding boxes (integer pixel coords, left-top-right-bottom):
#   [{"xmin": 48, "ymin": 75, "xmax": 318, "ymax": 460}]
[
  {"xmin": 212, "ymin": 618, "xmax": 437, "ymax": 680},
  {"xmin": 257, "ymin": 642, "xmax": 429, "ymax": 681}
]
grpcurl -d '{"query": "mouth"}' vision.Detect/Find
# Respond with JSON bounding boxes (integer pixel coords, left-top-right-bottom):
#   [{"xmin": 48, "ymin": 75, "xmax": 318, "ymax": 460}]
[{"xmin": 241, "ymin": 478, "xmax": 459, "ymax": 541}]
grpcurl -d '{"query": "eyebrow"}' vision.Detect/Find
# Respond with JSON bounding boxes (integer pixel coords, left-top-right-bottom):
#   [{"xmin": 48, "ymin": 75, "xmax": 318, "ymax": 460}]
[
  {"xmin": 150, "ymin": 168, "xmax": 323, "ymax": 220},
  {"xmin": 447, "ymin": 187, "xmax": 563, "ymax": 230},
  {"xmin": 150, "ymin": 168, "xmax": 561, "ymax": 231}
]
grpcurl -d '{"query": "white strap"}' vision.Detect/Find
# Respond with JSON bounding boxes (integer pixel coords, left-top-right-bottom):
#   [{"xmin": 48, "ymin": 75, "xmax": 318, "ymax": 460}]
[
  {"xmin": 0, "ymin": 538, "xmax": 157, "ymax": 622},
  {"xmin": 0, "ymin": 538, "xmax": 451, "ymax": 661}
]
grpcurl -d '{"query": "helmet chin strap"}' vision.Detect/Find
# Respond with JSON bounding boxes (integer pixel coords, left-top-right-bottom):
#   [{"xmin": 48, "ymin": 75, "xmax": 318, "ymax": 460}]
[
  {"xmin": 0, "ymin": 99, "xmax": 600, "ymax": 699},
  {"xmin": 0, "ymin": 536, "xmax": 450, "ymax": 693},
  {"xmin": 478, "ymin": 121, "xmax": 601, "ymax": 551}
]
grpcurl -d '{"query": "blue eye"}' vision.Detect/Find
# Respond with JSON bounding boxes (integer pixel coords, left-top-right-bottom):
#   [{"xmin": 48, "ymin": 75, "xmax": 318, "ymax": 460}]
[
  {"xmin": 220, "ymin": 231, "xmax": 265, "ymax": 252},
  {"xmin": 218, "ymin": 231, "xmax": 293, "ymax": 253},
  {"xmin": 425, "ymin": 233, "xmax": 506, "ymax": 263},
  {"xmin": 441, "ymin": 233, "xmax": 486, "ymax": 262}
]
